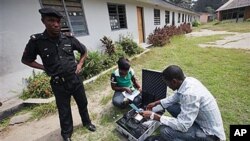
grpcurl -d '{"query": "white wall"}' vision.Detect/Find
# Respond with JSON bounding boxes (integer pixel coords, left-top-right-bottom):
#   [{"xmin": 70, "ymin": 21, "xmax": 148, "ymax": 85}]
[
  {"xmin": 0, "ymin": 0, "xmax": 198, "ymax": 101},
  {"xmin": 0, "ymin": 0, "xmax": 43, "ymax": 101},
  {"xmin": 78, "ymin": 0, "xmax": 142, "ymax": 51}
]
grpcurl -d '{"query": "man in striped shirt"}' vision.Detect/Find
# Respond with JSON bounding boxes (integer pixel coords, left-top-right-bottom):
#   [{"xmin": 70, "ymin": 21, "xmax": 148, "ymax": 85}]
[{"xmin": 141, "ymin": 65, "xmax": 226, "ymax": 141}]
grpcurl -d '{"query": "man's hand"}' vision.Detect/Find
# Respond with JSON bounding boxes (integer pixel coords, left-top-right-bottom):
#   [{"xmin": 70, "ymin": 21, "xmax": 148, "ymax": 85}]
[
  {"xmin": 146, "ymin": 102, "xmax": 156, "ymax": 111},
  {"xmin": 138, "ymin": 87, "xmax": 142, "ymax": 92},
  {"xmin": 140, "ymin": 111, "xmax": 153, "ymax": 119},
  {"xmin": 75, "ymin": 64, "xmax": 82, "ymax": 74}
]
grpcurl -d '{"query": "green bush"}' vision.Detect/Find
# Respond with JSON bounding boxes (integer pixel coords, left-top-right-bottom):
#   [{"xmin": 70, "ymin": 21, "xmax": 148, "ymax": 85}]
[
  {"xmin": 103, "ymin": 44, "xmax": 127, "ymax": 68},
  {"xmin": 100, "ymin": 36, "xmax": 115, "ymax": 56},
  {"xmin": 192, "ymin": 20, "xmax": 201, "ymax": 27},
  {"xmin": 118, "ymin": 35, "xmax": 144, "ymax": 56},
  {"xmin": 21, "ymin": 72, "xmax": 53, "ymax": 99},
  {"xmin": 79, "ymin": 51, "xmax": 105, "ymax": 80}
]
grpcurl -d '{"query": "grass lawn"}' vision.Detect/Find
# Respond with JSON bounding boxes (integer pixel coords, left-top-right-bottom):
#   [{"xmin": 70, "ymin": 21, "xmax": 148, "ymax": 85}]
[
  {"xmin": 193, "ymin": 21, "xmax": 250, "ymax": 32},
  {"xmin": 72, "ymin": 34, "xmax": 250, "ymax": 140}
]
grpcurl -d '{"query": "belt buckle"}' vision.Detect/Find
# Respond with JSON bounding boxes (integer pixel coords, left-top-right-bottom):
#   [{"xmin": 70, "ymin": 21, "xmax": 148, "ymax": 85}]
[{"xmin": 53, "ymin": 76, "xmax": 64, "ymax": 84}]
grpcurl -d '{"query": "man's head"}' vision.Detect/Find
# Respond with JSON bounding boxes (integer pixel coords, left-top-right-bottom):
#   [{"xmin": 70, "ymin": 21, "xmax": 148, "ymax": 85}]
[
  {"xmin": 39, "ymin": 8, "xmax": 63, "ymax": 37},
  {"xmin": 117, "ymin": 57, "xmax": 130, "ymax": 77},
  {"xmin": 162, "ymin": 65, "xmax": 185, "ymax": 90}
]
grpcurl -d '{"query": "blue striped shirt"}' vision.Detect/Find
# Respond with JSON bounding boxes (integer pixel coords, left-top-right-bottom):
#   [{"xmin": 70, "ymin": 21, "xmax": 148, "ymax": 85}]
[{"xmin": 160, "ymin": 77, "xmax": 226, "ymax": 140}]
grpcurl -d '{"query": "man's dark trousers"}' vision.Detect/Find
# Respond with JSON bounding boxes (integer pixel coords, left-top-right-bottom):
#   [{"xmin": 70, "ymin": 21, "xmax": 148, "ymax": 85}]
[{"xmin": 50, "ymin": 74, "xmax": 91, "ymax": 138}]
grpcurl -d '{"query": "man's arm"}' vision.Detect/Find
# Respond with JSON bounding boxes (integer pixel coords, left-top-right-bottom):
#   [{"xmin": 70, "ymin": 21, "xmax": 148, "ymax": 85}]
[
  {"xmin": 75, "ymin": 50, "xmax": 87, "ymax": 74},
  {"xmin": 21, "ymin": 59, "xmax": 44, "ymax": 70},
  {"xmin": 71, "ymin": 37, "xmax": 88, "ymax": 74}
]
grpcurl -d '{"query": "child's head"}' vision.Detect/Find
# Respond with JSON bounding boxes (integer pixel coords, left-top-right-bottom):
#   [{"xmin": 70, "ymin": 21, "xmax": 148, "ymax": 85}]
[{"xmin": 117, "ymin": 57, "xmax": 130, "ymax": 76}]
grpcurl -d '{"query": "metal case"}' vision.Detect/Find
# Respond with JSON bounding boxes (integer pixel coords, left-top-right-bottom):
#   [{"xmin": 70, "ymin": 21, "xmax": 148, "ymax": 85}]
[{"xmin": 116, "ymin": 69, "xmax": 167, "ymax": 140}]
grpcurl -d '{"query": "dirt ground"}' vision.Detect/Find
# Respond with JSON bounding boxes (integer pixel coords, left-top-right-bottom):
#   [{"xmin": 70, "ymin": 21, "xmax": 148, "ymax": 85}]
[
  {"xmin": 0, "ymin": 30, "xmax": 249, "ymax": 141},
  {"xmin": 186, "ymin": 29, "xmax": 250, "ymax": 50}
]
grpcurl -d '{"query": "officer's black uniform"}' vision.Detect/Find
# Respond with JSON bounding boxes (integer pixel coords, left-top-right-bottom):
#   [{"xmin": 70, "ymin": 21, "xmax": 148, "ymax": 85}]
[{"xmin": 22, "ymin": 8, "xmax": 94, "ymax": 140}]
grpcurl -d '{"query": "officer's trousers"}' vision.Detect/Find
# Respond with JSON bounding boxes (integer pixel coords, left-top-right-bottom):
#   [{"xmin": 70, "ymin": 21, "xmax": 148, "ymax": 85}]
[{"xmin": 50, "ymin": 74, "xmax": 91, "ymax": 138}]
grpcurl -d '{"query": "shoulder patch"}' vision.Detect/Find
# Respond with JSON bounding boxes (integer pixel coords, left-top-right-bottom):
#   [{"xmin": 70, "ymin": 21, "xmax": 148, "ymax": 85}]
[{"xmin": 30, "ymin": 33, "xmax": 43, "ymax": 40}]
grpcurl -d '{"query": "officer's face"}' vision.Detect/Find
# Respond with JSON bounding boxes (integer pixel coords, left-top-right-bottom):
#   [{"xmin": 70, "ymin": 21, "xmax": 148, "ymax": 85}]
[{"xmin": 42, "ymin": 16, "xmax": 61, "ymax": 36}]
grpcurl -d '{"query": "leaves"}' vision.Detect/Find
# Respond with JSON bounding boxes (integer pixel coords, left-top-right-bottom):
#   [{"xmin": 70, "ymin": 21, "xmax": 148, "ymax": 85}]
[
  {"xmin": 147, "ymin": 23, "xmax": 192, "ymax": 46},
  {"xmin": 21, "ymin": 72, "xmax": 53, "ymax": 99}
]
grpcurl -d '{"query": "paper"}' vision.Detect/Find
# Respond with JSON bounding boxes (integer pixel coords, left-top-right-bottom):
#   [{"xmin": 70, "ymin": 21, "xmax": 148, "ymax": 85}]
[
  {"xmin": 129, "ymin": 103, "xmax": 142, "ymax": 112},
  {"xmin": 122, "ymin": 90, "xmax": 140, "ymax": 101}
]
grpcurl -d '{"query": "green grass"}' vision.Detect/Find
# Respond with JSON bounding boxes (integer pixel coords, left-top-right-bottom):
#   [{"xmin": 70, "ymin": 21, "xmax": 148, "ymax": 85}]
[
  {"xmin": 193, "ymin": 21, "xmax": 250, "ymax": 32},
  {"xmin": 72, "ymin": 34, "xmax": 250, "ymax": 140},
  {"xmin": 100, "ymin": 92, "xmax": 113, "ymax": 105},
  {"xmin": 2, "ymin": 25, "xmax": 249, "ymax": 140}
]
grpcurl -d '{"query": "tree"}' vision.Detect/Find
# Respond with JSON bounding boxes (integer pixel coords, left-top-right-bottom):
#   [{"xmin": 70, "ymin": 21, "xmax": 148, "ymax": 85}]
[
  {"xmin": 193, "ymin": 0, "xmax": 228, "ymax": 12},
  {"xmin": 167, "ymin": 0, "xmax": 193, "ymax": 9}
]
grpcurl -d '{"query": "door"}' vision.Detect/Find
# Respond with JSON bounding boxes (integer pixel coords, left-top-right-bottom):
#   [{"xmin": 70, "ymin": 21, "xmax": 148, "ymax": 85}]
[
  {"xmin": 172, "ymin": 12, "xmax": 175, "ymax": 26},
  {"xmin": 137, "ymin": 7, "xmax": 145, "ymax": 43}
]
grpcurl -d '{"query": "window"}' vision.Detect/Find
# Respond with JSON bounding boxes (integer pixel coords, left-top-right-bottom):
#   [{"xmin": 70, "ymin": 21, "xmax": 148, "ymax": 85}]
[
  {"xmin": 182, "ymin": 13, "xmax": 184, "ymax": 22},
  {"xmin": 41, "ymin": 0, "xmax": 88, "ymax": 36},
  {"xmin": 107, "ymin": 3, "xmax": 127, "ymax": 30},
  {"xmin": 165, "ymin": 11, "xmax": 170, "ymax": 24},
  {"xmin": 154, "ymin": 9, "xmax": 160, "ymax": 25},
  {"xmin": 178, "ymin": 13, "xmax": 181, "ymax": 23}
]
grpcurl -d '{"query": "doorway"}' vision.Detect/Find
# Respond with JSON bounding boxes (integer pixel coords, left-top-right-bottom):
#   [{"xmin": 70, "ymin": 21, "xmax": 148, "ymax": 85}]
[{"xmin": 137, "ymin": 7, "xmax": 145, "ymax": 43}]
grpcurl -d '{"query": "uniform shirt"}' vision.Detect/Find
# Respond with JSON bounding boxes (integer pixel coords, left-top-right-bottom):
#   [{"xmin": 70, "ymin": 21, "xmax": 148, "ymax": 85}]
[
  {"xmin": 110, "ymin": 68, "xmax": 136, "ymax": 89},
  {"xmin": 160, "ymin": 77, "xmax": 226, "ymax": 141},
  {"xmin": 22, "ymin": 31, "xmax": 86, "ymax": 77}
]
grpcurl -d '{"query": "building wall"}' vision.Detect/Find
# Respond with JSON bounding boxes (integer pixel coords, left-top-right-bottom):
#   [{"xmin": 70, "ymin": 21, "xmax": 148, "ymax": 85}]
[
  {"xmin": 0, "ymin": 0, "xmax": 197, "ymax": 101},
  {"xmin": 244, "ymin": 6, "xmax": 250, "ymax": 20},
  {"xmin": 200, "ymin": 13, "xmax": 209, "ymax": 23},
  {"xmin": 0, "ymin": 0, "xmax": 43, "ymax": 101}
]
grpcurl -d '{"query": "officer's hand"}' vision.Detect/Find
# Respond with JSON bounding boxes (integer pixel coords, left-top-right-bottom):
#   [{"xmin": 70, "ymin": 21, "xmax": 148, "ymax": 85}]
[{"xmin": 75, "ymin": 64, "xmax": 82, "ymax": 74}]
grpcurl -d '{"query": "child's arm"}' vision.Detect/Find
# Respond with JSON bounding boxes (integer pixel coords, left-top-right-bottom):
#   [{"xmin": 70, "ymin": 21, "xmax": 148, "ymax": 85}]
[
  {"xmin": 111, "ymin": 73, "xmax": 132, "ymax": 93},
  {"xmin": 132, "ymin": 75, "xmax": 142, "ymax": 92}
]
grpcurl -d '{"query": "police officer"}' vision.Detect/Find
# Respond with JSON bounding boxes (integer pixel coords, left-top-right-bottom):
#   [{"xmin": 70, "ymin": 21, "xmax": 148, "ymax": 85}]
[{"xmin": 21, "ymin": 8, "xmax": 96, "ymax": 141}]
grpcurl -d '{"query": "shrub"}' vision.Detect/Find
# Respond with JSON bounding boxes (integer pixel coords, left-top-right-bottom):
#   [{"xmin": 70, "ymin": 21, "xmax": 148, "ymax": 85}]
[
  {"xmin": 148, "ymin": 23, "xmax": 192, "ymax": 47},
  {"xmin": 148, "ymin": 27, "xmax": 170, "ymax": 47},
  {"xmin": 103, "ymin": 44, "xmax": 127, "ymax": 68},
  {"xmin": 179, "ymin": 23, "xmax": 192, "ymax": 33},
  {"xmin": 118, "ymin": 35, "xmax": 144, "ymax": 56},
  {"xmin": 192, "ymin": 20, "xmax": 201, "ymax": 27},
  {"xmin": 79, "ymin": 51, "xmax": 105, "ymax": 80},
  {"xmin": 100, "ymin": 36, "xmax": 115, "ymax": 56},
  {"xmin": 21, "ymin": 72, "xmax": 53, "ymax": 99}
]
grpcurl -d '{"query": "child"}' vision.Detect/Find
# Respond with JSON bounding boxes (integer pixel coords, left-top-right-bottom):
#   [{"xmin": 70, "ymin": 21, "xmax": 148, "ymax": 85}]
[{"xmin": 110, "ymin": 57, "xmax": 142, "ymax": 109}]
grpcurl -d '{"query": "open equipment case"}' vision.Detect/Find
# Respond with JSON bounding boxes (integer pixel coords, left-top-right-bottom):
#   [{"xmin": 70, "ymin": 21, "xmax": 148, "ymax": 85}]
[{"xmin": 116, "ymin": 69, "xmax": 167, "ymax": 141}]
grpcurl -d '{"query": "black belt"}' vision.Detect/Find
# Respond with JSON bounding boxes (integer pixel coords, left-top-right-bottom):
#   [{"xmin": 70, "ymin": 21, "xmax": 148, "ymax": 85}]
[{"xmin": 51, "ymin": 74, "xmax": 76, "ymax": 83}]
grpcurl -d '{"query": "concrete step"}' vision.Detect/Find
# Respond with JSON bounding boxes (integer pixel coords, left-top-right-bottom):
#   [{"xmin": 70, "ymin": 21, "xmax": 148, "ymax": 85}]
[{"xmin": 0, "ymin": 98, "xmax": 24, "ymax": 121}]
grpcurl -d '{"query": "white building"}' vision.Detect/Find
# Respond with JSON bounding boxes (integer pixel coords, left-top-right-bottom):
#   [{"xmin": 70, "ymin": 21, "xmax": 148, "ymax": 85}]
[{"xmin": 0, "ymin": 0, "xmax": 199, "ymax": 102}]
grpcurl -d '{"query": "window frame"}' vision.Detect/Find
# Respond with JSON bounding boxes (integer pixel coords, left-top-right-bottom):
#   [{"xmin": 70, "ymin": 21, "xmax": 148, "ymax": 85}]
[
  {"xmin": 40, "ymin": 0, "xmax": 89, "ymax": 36},
  {"xmin": 107, "ymin": 3, "xmax": 127, "ymax": 31},
  {"xmin": 178, "ymin": 13, "xmax": 181, "ymax": 23},
  {"xmin": 154, "ymin": 9, "xmax": 161, "ymax": 25},
  {"xmin": 165, "ymin": 10, "xmax": 170, "ymax": 24}
]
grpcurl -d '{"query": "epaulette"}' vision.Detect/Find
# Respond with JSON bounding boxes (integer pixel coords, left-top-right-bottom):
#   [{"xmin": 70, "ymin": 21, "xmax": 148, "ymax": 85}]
[
  {"xmin": 63, "ymin": 32, "xmax": 74, "ymax": 38},
  {"xmin": 30, "ymin": 33, "xmax": 43, "ymax": 40}
]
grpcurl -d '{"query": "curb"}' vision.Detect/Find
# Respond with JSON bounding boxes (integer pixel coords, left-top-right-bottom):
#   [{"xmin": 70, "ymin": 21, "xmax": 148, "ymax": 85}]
[{"xmin": 0, "ymin": 98, "xmax": 24, "ymax": 121}]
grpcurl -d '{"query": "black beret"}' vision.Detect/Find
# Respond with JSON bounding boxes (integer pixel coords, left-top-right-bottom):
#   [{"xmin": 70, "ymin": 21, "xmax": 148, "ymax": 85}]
[{"xmin": 39, "ymin": 7, "xmax": 63, "ymax": 18}]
